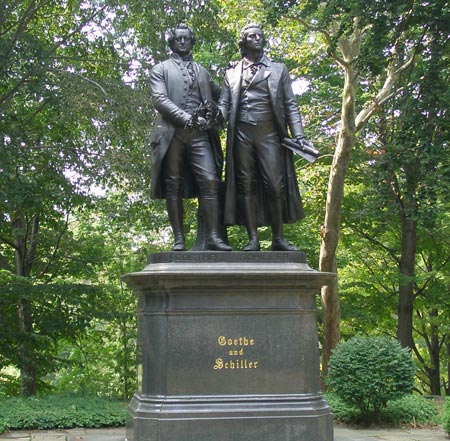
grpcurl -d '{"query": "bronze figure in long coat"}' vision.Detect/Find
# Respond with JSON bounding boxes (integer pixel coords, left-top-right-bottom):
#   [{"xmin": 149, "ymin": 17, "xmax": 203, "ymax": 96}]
[
  {"xmin": 218, "ymin": 24, "xmax": 308, "ymax": 251},
  {"xmin": 149, "ymin": 23, "xmax": 231, "ymax": 252},
  {"xmin": 150, "ymin": 57, "xmax": 222, "ymax": 200}
]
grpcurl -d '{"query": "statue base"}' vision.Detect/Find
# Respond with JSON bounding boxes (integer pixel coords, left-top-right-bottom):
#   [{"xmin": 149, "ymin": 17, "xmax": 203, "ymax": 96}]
[{"xmin": 123, "ymin": 252, "xmax": 335, "ymax": 441}]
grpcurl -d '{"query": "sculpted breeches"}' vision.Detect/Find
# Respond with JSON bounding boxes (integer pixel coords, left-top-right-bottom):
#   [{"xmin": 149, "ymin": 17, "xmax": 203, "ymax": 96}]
[
  {"xmin": 163, "ymin": 128, "xmax": 219, "ymax": 198},
  {"xmin": 234, "ymin": 120, "xmax": 284, "ymax": 198}
]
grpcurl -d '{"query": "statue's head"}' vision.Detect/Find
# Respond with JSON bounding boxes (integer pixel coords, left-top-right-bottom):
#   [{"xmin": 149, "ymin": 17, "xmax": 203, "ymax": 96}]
[
  {"xmin": 168, "ymin": 23, "xmax": 196, "ymax": 56},
  {"xmin": 238, "ymin": 23, "xmax": 266, "ymax": 57}
]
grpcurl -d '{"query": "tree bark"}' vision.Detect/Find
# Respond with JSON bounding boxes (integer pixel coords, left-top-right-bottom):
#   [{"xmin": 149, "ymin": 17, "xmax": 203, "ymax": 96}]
[
  {"xmin": 396, "ymin": 215, "xmax": 416, "ymax": 349},
  {"xmin": 13, "ymin": 215, "xmax": 39, "ymax": 396},
  {"xmin": 319, "ymin": 60, "xmax": 357, "ymax": 386},
  {"xmin": 446, "ymin": 342, "xmax": 450, "ymax": 396},
  {"xmin": 427, "ymin": 309, "xmax": 441, "ymax": 395},
  {"xmin": 295, "ymin": 14, "xmax": 416, "ymax": 387},
  {"xmin": 18, "ymin": 297, "xmax": 37, "ymax": 396}
]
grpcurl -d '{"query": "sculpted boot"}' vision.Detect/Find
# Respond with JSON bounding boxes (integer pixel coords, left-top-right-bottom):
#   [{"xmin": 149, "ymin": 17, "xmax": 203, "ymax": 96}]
[
  {"xmin": 269, "ymin": 195, "xmax": 299, "ymax": 252},
  {"xmin": 199, "ymin": 183, "xmax": 232, "ymax": 252},
  {"xmin": 242, "ymin": 195, "xmax": 260, "ymax": 251},
  {"xmin": 166, "ymin": 197, "xmax": 185, "ymax": 251}
]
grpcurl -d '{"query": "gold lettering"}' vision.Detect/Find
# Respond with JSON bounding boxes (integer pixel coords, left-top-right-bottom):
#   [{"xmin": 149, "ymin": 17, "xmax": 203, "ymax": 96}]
[
  {"xmin": 214, "ymin": 335, "xmax": 258, "ymax": 371},
  {"xmin": 229, "ymin": 349, "xmax": 243, "ymax": 356},
  {"xmin": 217, "ymin": 336, "xmax": 256, "ymax": 346},
  {"xmin": 213, "ymin": 358, "xmax": 260, "ymax": 370},
  {"xmin": 213, "ymin": 358, "xmax": 224, "ymax": 370}
]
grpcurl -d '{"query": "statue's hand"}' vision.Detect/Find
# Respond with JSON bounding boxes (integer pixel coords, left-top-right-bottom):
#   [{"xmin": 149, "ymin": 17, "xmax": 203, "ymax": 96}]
[
  {"xmin": 295, "ymin": 135, "xmax": 313, "ymax": 150},
  {"xmin": 185, "ymin": 115, "xmax": 208, "ymax": 131},
  {"xmin": 194, "ymin": 116, "xmax": 208, "ymax": 130},
  {"xmin": 211, "ymin": 108, "xmax": 224, "ymax": 125}
]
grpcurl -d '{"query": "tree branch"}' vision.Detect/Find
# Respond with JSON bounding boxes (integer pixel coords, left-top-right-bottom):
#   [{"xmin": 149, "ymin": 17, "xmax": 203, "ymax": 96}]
[
  {"xmin": 355, "ymin": 55, "xmax": 415, "ymax": 132},
  {"xmin": 351, "ymin": 224, "xmax": 400, "ymax": 265},
  {"xmin": 287, "ymin": 14, "xmax": 348, "ymax": 68},
  {"xmin": 0, "ymin": 252, "xmax": 14, "ymax": 272},
  {"xmin": 60, "ymin": 70, "xmax": 108, "ymax": 96},
  {"xmin": 36, "ymin": 213, "xmax": 69, "ymax": 279},
  {"xmin": 0, "ymin": 234, "xmax": 19, "ymax": 251}
]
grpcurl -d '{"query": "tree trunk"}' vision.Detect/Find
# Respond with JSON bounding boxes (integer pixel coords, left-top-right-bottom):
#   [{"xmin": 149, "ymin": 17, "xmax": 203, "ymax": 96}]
[
  {"xmin": 446, "ymin": 342, "xmax": 450, "ymax": 396},
  {"xmin": 319, "ymin": 61, "xmax": 357, "ymax": 386},
  {"xmin": 396, "ymin": 212, "xmax": 416, "ymax": 349},
  {"xmin": 18, "ymin": 297, "xmax": 37, "ymax": 396},
  {"xmin": 427, "ymin": 309, "xmax": 441, "ymax": 395},
  {"xmin": 13, "ymin": 215, "xmax": 39, "ymax": 396},
  {"xmin": 296, "ymin": 16, "xmax": 414, "ymax": 387}
]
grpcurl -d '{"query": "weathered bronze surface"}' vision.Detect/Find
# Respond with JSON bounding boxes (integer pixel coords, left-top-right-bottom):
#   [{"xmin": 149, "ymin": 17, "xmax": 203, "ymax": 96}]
[
  {"xmin": 149, "ymin": 23, "xmax": 231, "ymax": 252},
  {"xmin": 218, "ymin": 24, "xmax": 314, "ymax": 252}
]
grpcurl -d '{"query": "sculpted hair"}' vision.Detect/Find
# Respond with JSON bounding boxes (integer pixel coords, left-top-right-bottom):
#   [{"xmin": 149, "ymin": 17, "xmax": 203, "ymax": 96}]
[
  {"xmin": 238, "ymin": 23, "xmax": 265, "ymax": 56},
  {"xmin": 168, "ymin": 23, "xmax": 196, "ymax": 50}
]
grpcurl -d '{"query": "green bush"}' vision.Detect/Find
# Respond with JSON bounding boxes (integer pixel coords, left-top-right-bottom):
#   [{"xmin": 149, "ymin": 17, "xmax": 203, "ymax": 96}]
[
  {"xmin": 383, "ymin": 395, "xmax": 439, "ymax": 426},
  {"xmin": 326, "ymin": 392, "xmax": 439, "ymax": 426},
  {"xmin": 327, "ymin": 336, "xmax": 415, "ymax": 422},
  {"xmin": 324, "ymin": 393, "xmax": 360, "ymax": 424},
  {"xmin": 0, "ymin": 395, "xmax": 126, "ymax": 433},
  {"xmin": 443, "ymin": 397, "xmax": 450, "ymax": 434}
]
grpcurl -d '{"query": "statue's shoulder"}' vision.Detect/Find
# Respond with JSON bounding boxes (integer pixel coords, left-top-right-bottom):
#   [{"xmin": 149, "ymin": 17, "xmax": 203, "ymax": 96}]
[
  {"xmin": 194, "ymin": 62, "xmax": 209, "ymax": 73},
  {"xmin": 268, "ymin": 58, "xmax": 288, "ymax": 71},
  {"xmin": 151, "ymin": 58, "xmax": 170, "ymax": 73},
  {"xmin": 225, "ymin": 60, "xmax": 240, "ymax": 71}
]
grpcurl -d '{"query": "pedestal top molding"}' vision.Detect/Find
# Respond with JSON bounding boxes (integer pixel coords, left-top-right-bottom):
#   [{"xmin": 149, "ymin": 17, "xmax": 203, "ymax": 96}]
[{"xmin": 123, "ymin": 252, "xmax": 335, "ymax": 291}]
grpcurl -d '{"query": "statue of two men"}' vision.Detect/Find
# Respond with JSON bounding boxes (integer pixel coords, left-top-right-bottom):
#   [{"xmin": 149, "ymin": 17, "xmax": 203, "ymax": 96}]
[{"xmin": 149, "ymin": 23, "xmax": 312, "ymax": 252}]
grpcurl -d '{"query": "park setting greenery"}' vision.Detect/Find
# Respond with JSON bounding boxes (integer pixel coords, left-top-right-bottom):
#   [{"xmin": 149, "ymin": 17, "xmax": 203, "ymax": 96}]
[{"xmin": 1, "ymin": 0, "xmax": 449, "ymax": 432}]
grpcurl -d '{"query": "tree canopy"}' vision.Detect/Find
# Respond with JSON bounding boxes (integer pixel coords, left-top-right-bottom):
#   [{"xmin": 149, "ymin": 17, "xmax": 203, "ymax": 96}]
[{"xmin": 1, "ymin": 0, "xmax": 449, "ymax": 396}]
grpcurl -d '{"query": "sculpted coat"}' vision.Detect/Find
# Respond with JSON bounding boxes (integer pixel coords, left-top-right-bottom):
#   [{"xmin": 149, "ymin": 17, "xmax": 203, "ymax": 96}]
[
  {"xmin": 218, "ymin": 56, "xmax": 305, "ymax": 226},
  {"xmin": 149, "ymin": 55, "xmax": 222, "ymax": 199}
]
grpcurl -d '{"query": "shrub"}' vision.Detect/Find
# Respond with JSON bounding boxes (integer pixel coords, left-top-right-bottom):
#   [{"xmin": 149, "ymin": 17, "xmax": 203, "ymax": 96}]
[
  {"xmin": 325, "ymin": 392, "xmax": 439, "ymax": 426},
  {"xmin": 0, "ymin": 395, "xmax": 126, "ymax": 433},
  {"xmin": 384, "ymin": 395, "xmax": 439, "ymax": 426},
  {"xmin": 327, "ymin": 336, "xmax": 415, "ymax": 422},
  {"xmin": 443, "ymin": 397, "xmax": 450, "ymax": 434},
  {"xmin": 324, "ymin": 393, "xmax": 359, "ymax": 424}
]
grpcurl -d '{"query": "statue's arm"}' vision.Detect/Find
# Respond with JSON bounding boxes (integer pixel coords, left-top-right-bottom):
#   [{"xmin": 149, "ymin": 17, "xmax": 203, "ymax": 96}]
[
  {"xmin": 217, "ymin": 75, "xmax": 232, "ymax": 123},
  {"xmin": 150, "ymin": 64, "xmax": 191, "ymax": 127},
  {"xmin": 210, "ymin": 77, "xmax": 222, "ymax": 103},
  {"xmin": 281, "ymin": 65, "xmax": 305, "ymax": 139}
]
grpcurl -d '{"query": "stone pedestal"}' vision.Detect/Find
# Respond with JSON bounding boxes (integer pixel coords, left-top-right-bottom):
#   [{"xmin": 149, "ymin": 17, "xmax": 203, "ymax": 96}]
[{"xmin": 123, "ymin": 252, "xmax": 335, "ymax": 441}]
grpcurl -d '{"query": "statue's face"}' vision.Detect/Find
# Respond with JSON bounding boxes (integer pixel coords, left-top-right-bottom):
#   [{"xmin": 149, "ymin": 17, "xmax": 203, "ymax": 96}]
[
  {"xmin": 172, "ymin": 28, "xmax": 193, "ymax": 56},
  {"xmin": 244, "ymin": 27, "xmax": 264, "ymax": 52}
]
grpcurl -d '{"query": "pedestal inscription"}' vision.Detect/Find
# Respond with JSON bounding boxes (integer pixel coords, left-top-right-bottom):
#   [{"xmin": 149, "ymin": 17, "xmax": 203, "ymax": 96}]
[
  {"xmin": 124, "ymin": 252, "xmax": 335, "ymax": 441},
  {"xmin": 213, "ymin": 335, "xmax": 258, "ymax": 370}
]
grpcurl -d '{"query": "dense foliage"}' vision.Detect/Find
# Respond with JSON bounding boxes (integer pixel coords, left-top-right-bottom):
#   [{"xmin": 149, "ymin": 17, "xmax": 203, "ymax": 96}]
[
  {"xmin": 443, "ymin": 398, "xmax": 450, "ymax": 434},
  {"xmin": 0, "ymin": 395, "xmax": 126, "ymax": 433},
  {"xmin": 327, "ymin": 336, "xmax": 415, "ymax": 421},
  {"xmin": 0, "ymin": 0, "xmax": 449, "ymax": 405},
  {"xmin": 326, "ymin": 393, "xmax": 439, "ymax": 426}
]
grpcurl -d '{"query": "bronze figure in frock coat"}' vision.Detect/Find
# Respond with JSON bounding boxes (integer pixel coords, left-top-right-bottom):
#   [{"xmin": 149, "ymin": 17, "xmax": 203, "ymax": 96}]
[
  {"xmin": 149, "ymin": 23, "xmax": 231, "ymax": 252},
  {"xmin": 218, "ymin": 24, "xmax": 310, "ymax": 251}
]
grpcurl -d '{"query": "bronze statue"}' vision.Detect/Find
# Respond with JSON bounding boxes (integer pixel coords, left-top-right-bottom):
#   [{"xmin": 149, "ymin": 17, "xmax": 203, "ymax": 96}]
[
  {"xmin": 149, "ymin": 23, "xmax": 231, "ymax": 251},
  {"xmin": 218, "ymin": 23, "xmax": 312, "ymax": 251}
]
